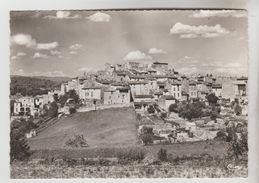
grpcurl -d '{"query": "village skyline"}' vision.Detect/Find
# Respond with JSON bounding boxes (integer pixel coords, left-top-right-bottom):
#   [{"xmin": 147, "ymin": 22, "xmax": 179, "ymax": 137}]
[{"xmin": 10, "ymin": 10, "xmax": 248, "ymax": 77}]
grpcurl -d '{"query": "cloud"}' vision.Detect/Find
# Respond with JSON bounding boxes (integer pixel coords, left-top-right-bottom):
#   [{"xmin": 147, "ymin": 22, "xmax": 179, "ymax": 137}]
[
  {"xmin": 17, "ymin": 52, "xmax": 27, "ymax": 57},
  {"xmin": 11, "ymin": 56, "xmax": 17, "ymax": 60},
  {"xmin": 21, "ymin": 71, "xmax": 67, "ymax": 77},
  {"xmin": 11, "ymin": 34, "xmax": 36, "ymax": 48},
  {"xmin": 148, "ymin": 48, "xmax": 166, "ymax": 54},
  {"xmin": 87, "ymin": 12, "xmax": 111, "ymax": 22},
  {"xmin": 69, "ymin": 50, "xmax": 78, "ymax": 55},
  {"xmin": 170, "ymin": 22, "xmax": 229, "ymax": 38},
  {"xmin": 178, "ymin": 66, "xmax": 198, "ymax": 74},
  {"xmin": 44, "ymin": 11, "xmax": 81, "ymax": 19},
  {"xmin": 178, "ymin": 56, "xmax": 199, "ymax": 64},
  {"xmin": 123, "ymin": 50, "xmax": 152, "ymax": 61},
  {"xmin": 190, "ymin": 10, "xmax": 247, "ymax": 18},
  {"xmin": 32, "ymin": 52, "xmax": 49, "ymax": 59},
  {"xmin": 36, "ymin": 42, "xmax": 59, "ymax": 50},
  {"xmin": 11, "ymin": 33, "xmax": 59, "ymax": 50},
  {"xmin": 50, "ymin": 50, "xmax": 61, "ymax": 55},
  {"xmin": 78, "ymin": 67, "xmax": 99, "ymax": 72},
  {"xmin": 69, "ymin": 43, "xmax": 82, "ymax": 50}
]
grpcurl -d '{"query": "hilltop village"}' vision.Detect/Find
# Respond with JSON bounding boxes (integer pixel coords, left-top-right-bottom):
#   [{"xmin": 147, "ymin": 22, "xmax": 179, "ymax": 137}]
[{"xmin": 10, "ymin": 61, "xmax": 248, "ymax": 143}]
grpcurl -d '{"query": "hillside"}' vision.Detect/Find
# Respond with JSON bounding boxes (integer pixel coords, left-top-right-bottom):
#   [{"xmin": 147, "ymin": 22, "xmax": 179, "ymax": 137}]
[
  {"xmin": 10, "ymin": 75, "xmax": 71, "ymax": 96},
  {"xmin": 28, "ymin": 107, "xmax": 139, "ymax": 150}
]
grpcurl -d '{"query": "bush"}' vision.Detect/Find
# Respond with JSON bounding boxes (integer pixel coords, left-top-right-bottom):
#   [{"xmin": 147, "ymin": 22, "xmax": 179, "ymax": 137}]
[
  {"xmin": 10, "ymin": 119, "xmax": 37, "ymax": 162},
  {"xmin": 160, "ymin": 112, "xmax": 167, "ymax": 119},
  {"xmin": 169, "ymin": 103, "xmax": 178, "ymax": 113},
  {"xmin": 10, "ymin": 131, "xmax": 31, "ymax": 162},
  {"xmin": 210, "ymin": 111, "xmax": 218, "ymax": 121},
  {"xmin": 117, "ymin": 148, "xmax": 145, "ymax": 164},
  {"xmin": 206, "ymin": 93, "xmax": 219, "ymax": 105},
  {"xmin": 214, "ymin": 130, "xmax": 227, "ymax": 141},
  {"xmin": 157, "ymin": 148, "xmax": 168, "ymax": 162},
  {"xmin": 69, "ymin": 107, "xmax": 76, "ymax": 114},
  {"xmin": 147, "ymin": 105, "xmax": 155, "ymax": 114},
  {"xmin": 140, "ymin": 134, "xmax": 153, "ymax": 145},
  {"xmin": 65, "ymin": 135, "xmax": 88, "ymax": 148}
]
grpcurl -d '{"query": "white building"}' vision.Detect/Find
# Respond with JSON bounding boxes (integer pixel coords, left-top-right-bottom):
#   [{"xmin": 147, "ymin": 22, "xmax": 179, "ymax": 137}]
[
  {"xmin": 170, "ymin": 82, "xmax": 182, "ymax": 100},
  {"xmin": 212, "ymin": 84, "xmax": 223, "ymax": 97}
]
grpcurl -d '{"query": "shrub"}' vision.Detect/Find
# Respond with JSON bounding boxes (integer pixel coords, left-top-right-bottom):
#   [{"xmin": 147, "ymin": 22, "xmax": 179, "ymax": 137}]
[
  {"xmin": 160, "ymin": 112, "xmax": 167, "ymax": 119},
  {"xmin": 215, "ymin": 130, "xmax": 227, "ymax": 141},
  {"xmin": 157, "ymin": 148, "xmax": 168, "ymax": 162},
  {"xmin": 206, "ymin": 93, "xmax": 219, "ymax": 105},
  {"xmin": 10, "ymin": 131, "xmax": 31, "ymax": 162},
  {"xmin": 140, "ymin": 134, "xmax": 153, "ymax": 145},
  {"xmin": 69, "ymin": 107, "xmax": 76, "ymax": 114},
  {"xmin": 10, "ymin": 119, "xmax": 37, "ymax": 162},
  {"xmin": 169, "ymin": 103, "xmax": 178, "ymax": 113},
  {"xmin": 147, "ymin": 105, "xmax": 155, "ymax": 114},
  {"xmin": 210, "ymin": 111, "xmax": 218, "ymax": 121},
  {"xmin": 117, "ymin": 148, "xmax": 145, "ymax": 164},
  {"xmin": 65, "ymin": 135, "xmax": 88, "ymax": 148}
]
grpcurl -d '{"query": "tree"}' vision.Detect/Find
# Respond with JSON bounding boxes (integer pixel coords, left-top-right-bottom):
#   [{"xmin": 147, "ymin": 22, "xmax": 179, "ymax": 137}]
[
  {"xmin": 147, "ymin": 105, "xmax": 155, "ymax": 114},
  {"xmin": 169, "ymin": 103, "xmax": 178, "ymax": 113},
  {"xmin": 10, "ymin": 119, "xmax": 37, "ymax": 161},
  {"xmin": 67, "ymin": 90, "xmax": 80, "ymax": 104},
  {"xmin": 180, "ymin": 101, "xmax": 204, "ymax": 120},
  {"xmin": 210, "ymin": 111, "xmax": 218, "ymax": 121},
  {"xmin": 157, "ymin": 148, "xmax": 168, "ymax": 161},
  {"xmin": 214, "ymin": 130, "xmax": 227, "ymax": 141},
  {"xmin": 206, "ymin": 93, "xmax": 219, "ymax": 105},
  {"xmin": 10, "ymin": 130, "xmax": 31, "ymax": 161},
  {"xmin": 140, "ymin": 134, "xmax": 153, "ymax": 145},
  {"xmin": 58, "ymin": 89, "xmax": 80, "ymax": 107},
  {"xmin": 48, "ymin": 101, "xmax": 59, "ymax": 118},
  {"xmin": 10, "ymin": 100, "xmax": 15, "ymax": 115},
  {"xmin": 226, "ymin": 124, "xmax": 248, "ymax": 161},
  {"xmin": 234, "ymin": 104, "xmax": 242, "ymax": 116}
]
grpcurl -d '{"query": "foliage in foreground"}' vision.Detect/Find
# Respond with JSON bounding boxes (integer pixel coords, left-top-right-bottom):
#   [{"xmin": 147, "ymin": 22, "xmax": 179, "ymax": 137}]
[{"xmin": 10, "ymin": 119, "xmax": 37, "ymax": 162}]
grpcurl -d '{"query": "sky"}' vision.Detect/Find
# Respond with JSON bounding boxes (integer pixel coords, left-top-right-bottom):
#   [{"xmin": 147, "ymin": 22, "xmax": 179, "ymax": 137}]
[{"xmin": 10, "ymin": 10, "xmax": 248, "ymax": 77}]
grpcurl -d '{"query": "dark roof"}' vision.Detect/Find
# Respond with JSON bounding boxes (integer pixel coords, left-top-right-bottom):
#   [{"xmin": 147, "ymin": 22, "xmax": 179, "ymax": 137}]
[
  {"xmin": 116, "ymin": 87, "xmax": 130, "ymax": 91},
  {"xmin": 189, "ymin": 81, "xmax": 197, "ymax": 85},
  {"xmin": 129, "ymin": 75, "xmax": 146, "ymax": 79},
  {"xmin": 135, "ymin": 94, "xmax": 154, "ymax": 99},
  {"xmin": 129, "ymin": 81, "xmax": 148, "ymax": 85},
  {"xmin": 134, "ymin": 101, "xmax": 154, "ymax": 105},
  {"xmin": 237, "ymin": 76, "xmax": 248, "ymax": 81},
  {"xmin": 212, "ymin": 84, "xmax": 222, "ymax": 88},
  {"xmin": 96, "ymin": 80, "xmax": 112, "ymax": 85},
  {"xmin": 153, "ymin": 62, "xmax": 168, "ymax": 65},
  {"xmin": 82, "ymin": 87, "xmax": 101, "ymax": 90},
  {"xmin": 157, "ymin": 81, "xmax": 166, "ymax": 86},
  {"xmin": 160, "ymin": 95, "xmax": 176, "ymax": 100},
  {"xmin": 111, "ymin": 82, "xmax": 128, "ymax": 86}
]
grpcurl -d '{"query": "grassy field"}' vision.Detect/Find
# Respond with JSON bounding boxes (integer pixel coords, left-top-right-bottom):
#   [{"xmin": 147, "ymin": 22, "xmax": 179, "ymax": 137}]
[
  {"xmin": 29, "ymin": 140, "xmax": 227, "ymax": 160},
  {"xmin": 28, "ymin": 107, "xmax": 139, "ymax": 150},
  {"xmin": 11, "ymin": 160, "xmax": 247, "ymax": 178}
]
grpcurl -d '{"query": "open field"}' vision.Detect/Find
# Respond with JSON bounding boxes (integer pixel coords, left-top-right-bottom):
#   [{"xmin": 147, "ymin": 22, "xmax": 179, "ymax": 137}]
[
  {"xmin": 30, "ymin": 140, "xmax": 227, "ymax": 159},
  {"xmin": 28, "ymin": 107, "xmax": 139, "ymax": 150},
  {"xmin": 11, "ymin": 160, "xmax": 247, "ymax": 178}
]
